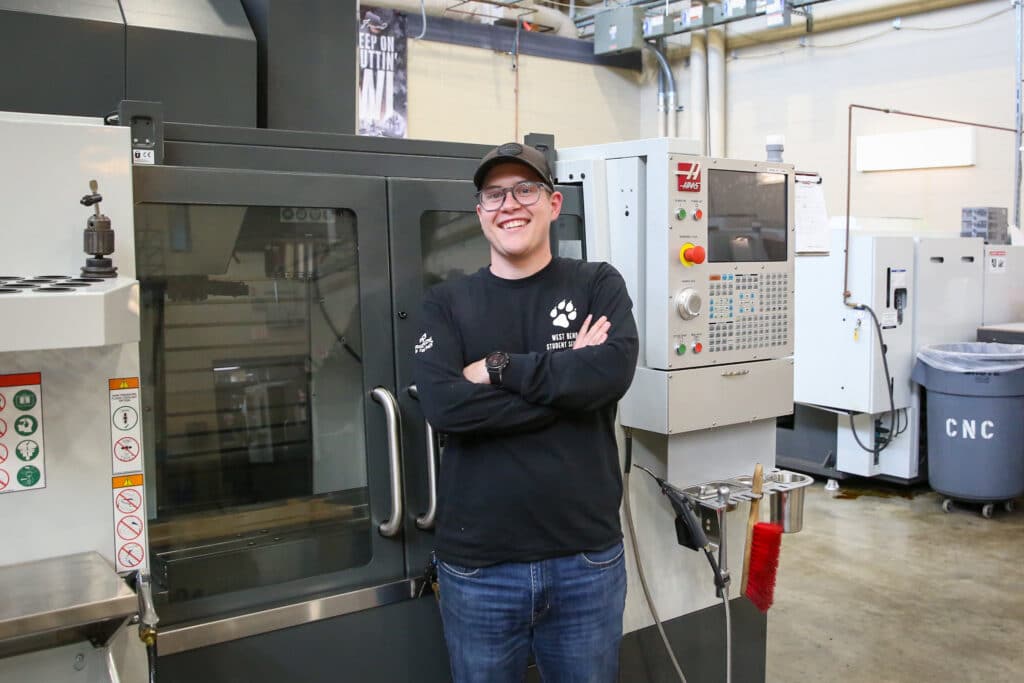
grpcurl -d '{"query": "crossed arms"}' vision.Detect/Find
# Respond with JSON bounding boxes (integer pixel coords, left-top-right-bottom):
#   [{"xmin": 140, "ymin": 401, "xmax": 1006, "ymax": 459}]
[{"xmin": 413, "ymin": 266, "xmax": 639, "ymax": 435}]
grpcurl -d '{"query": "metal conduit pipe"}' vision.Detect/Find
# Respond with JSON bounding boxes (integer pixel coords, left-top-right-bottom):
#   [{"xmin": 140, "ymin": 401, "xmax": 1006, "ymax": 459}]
[
  {"xmin": 1015, "ymin": 0, "xmax": 1022, "ymax": 231},
  {"xmin": 645, "ymin": 41, "xmax": 676, "ymax": 137},
  {"xmin": 372, "ymin": 0, "xmax": 578, "ymax": 38},
  {"xmin": 707, "ymin": 27, "xmax": 726, "ymax": 157},
  {"xmin": 690, "ymin": 31, "xmax": 708, "ymax": 152},
  {"xmin": 668, "ymin": 86, "xmax": 678, "ymax": 137},
  {"xmin": 657, "ymin": 63, "xmax": 667, "ymax": 138}
]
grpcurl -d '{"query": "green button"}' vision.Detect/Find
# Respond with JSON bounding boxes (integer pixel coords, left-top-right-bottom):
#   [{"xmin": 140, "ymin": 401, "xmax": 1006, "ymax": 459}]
[
  {"xmin": 676, "ymin": 344, "xmax": 686, "ymax": 355},
  {"xmin": 676, "ymin": 208, "xmax": 687, "ymax": 220}
]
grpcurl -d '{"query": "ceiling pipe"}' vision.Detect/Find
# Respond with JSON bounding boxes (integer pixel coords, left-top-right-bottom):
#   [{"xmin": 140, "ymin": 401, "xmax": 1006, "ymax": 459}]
[
  {"xmin": 657, "ymin": 61, "xmax": 667, "ymax": 138},
  {"xmin": 644, "ymin": 41, "xmax": 676, "ymax": 137},
  {"xmin": 371, "ymin": 0, "xmax": 578, "ymax": 38},
  {"xmin": 690, "ymin": 31, "xmax": 707, "ymax": 152},
  {"xmin": 1014, "ymin": 0, "xmax": 1022, "ymax": 231},
  {"xmin": 707, "ymin": 27, "xmax": 726, "ymax": 157}
]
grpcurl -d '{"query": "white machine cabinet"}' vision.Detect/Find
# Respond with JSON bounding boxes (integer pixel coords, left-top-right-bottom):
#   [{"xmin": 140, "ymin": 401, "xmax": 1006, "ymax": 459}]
[
  {"xmin": 791, "ymin": 230, "xmax": 984, "ymax": 480},
  {"xmin": 0, "ymin": 112, "xmax": 149, "ymax": 682},
  {"xmin": 795, "ymin": 230, "xmax": 915, "ymax": 416}
]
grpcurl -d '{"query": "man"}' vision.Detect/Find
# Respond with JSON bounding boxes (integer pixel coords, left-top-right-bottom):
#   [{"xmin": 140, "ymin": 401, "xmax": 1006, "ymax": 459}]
[{"xmin": 414, "ymin": 142, "xmax": 639, "ymax": 683}]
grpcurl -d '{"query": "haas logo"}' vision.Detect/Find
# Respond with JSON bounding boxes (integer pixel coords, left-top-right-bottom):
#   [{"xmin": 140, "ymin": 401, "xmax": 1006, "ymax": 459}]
[{"xmin": 677, "ymin": 162, "xmax": 702, "ymax": 192}]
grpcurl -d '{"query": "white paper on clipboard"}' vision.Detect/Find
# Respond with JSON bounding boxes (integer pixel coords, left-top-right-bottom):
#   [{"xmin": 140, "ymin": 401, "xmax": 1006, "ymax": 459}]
[{"xmin": 795, "ymin": 173, "xmax": 830, "ymax": 254}]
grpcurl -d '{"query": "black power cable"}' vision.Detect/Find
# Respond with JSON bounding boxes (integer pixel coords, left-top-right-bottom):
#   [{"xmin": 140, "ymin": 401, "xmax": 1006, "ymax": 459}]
[{"xmin": 847, "ymin": 304, "xmax": 898, "ymax": 454}]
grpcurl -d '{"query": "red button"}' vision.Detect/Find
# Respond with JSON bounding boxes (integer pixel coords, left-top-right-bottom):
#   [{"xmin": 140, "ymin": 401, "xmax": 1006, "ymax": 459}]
[
  {"xmin": 694, "ymin": 209, "xmax": 704, "ymax": 220},
  {"xmin": 684, "ymin": 246, "xmax": 706, "ymax": 265},
  {"xmin": 693, "ymin": 343, "xmax": 703, "ymax": 354}
]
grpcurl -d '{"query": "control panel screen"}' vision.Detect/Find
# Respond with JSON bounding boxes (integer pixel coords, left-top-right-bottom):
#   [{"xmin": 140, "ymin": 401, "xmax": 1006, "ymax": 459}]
[{"xmin": 707, "ymin": 170, "xmax": 787, "ymax": 263}]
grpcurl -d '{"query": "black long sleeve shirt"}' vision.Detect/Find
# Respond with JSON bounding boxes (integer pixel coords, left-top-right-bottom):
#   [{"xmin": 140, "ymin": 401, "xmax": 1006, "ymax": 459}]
[{"xmin": 413, "ymin": 257, "xmax": 639, "ymax": 567}]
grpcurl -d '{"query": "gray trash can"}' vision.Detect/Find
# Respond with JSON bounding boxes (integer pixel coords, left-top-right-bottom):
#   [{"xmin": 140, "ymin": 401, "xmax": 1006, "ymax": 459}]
[{"xmin": 912, "ymin": 343, "xmax": 1024, "ymax": 505}]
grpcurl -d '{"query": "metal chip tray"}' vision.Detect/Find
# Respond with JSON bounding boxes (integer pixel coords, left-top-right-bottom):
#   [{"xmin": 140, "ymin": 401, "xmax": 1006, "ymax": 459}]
[
  {"xmin": 678, "ymin": 469, "xmax": 813, "ymax": 512},
  {"xmin": 0, "ymin": 552, "xmax": 137, "ymax": 658}
]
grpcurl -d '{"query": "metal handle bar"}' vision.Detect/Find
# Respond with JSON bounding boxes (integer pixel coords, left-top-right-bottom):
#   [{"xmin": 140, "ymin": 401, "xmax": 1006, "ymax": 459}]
[{"xmin": 371, "ymin": 387, "xmax": 403, "ymax": 537}]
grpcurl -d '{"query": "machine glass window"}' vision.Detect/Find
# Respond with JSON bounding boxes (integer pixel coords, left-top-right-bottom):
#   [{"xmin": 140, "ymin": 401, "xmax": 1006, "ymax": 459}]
[
  {"xmin": 136, "ymin": 204, "xmax": 371, "ymax": 619},
  {"xmin": 421, "ymin": 211, "xmax": 491, "ymax": 285},
  {"xmin": 707, "ymin": 170, "xmax": 788, "ymax": 262}
]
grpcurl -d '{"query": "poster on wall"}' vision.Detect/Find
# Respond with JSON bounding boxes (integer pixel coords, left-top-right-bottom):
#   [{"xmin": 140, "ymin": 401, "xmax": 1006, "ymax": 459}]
[{"xmin": 359, "ymin": 7, "xmax": 408, "ymax": 138}]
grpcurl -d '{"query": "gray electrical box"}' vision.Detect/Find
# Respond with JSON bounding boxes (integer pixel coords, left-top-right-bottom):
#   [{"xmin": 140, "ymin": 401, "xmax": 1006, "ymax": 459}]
[
  {"xmin": 962, "ymin": 207, "xmax": 1009, "ymax": 245},
  {"xmin": 594, "ymin": 6, "xmax": 644, "ymax": 56}
]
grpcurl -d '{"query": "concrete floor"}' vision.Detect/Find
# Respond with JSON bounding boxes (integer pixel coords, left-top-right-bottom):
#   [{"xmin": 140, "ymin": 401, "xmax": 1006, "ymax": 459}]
[{"xmin": 766, "ymin": 481, "xmax": 1024, "ymax": 683}]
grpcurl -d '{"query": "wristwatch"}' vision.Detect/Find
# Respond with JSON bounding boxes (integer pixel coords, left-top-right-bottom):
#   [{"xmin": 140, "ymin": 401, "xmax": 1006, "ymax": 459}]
[{"xmin": 485, "ymin": 351, "xmax": 511, "ymax": 386}]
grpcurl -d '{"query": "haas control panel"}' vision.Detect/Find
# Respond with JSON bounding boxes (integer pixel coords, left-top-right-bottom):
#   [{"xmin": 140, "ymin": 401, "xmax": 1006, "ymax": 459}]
[
  {"xmin": 558, "ymin": 140, "xmax": 796, "ymax": 434},
  {"xmin": 658, "ymin": 155, "xmax": 794, "ymax": 370}
]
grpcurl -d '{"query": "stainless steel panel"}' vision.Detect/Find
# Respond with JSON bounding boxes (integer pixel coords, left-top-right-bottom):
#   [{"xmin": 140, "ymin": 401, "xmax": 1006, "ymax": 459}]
[
  {"xmin": 0, "ymin": 552, "xmax": 136, "ymax": 642},
  {"xmin": 159, "ymin": 579, "xmax": 417, "ymax": 655}
]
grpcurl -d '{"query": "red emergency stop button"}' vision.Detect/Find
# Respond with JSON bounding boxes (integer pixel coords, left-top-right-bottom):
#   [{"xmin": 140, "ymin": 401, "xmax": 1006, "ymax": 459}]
[
  {"xmin": 692, "ymin": 342, "xmax": 703, "ymax": 354},
  {"xmin": 684, "ymin": 245, "xmax": 706, "ymax": 265}
]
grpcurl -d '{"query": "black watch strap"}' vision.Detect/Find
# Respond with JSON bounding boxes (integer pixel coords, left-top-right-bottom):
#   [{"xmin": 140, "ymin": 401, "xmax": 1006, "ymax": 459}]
[{"xmin": 485, "ymin": 351, "xmax": 510, "ymax": 386}]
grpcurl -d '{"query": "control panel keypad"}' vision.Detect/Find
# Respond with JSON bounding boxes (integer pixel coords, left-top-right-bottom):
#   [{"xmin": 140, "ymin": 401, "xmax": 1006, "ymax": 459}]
[{"xmin": 706, "ymin": 272, "xmax": 789, "ymax": 354}]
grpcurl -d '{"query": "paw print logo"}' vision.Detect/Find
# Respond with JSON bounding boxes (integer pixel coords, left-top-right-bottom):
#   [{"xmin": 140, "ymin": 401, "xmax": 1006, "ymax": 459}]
[{"xmin": 550, "ymin": 300, "xmax": 577, "ymax": 329}]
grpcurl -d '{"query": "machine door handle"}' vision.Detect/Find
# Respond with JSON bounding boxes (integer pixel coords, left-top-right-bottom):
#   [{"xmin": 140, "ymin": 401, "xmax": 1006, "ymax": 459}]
[
  {"xmin": 407, "ymin": 385, "xmax": 439, "ymax": 530},
  {"xmin": 371, "ymin": 387, "xmax": 404, "ymax": 537}
]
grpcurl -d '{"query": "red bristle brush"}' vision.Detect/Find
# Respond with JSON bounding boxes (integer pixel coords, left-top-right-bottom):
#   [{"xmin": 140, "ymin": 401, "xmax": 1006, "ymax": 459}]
[{"xmin": 741, "ymin": 463, "xmax": 783, "ymax": 613}]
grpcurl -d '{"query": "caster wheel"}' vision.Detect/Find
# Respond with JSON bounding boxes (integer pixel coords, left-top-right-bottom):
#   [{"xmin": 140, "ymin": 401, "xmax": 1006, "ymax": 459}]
[
  {"xmin": 982, "ymin": 504, "xmax": 994, "ymax": 519},
  {"xmin": 942, "ymin": 499, "xmax": 954, "ymax": 513},
  {"xmin": 1005, "ymin": 500, "xmax": 1016, "ymax": 513}
]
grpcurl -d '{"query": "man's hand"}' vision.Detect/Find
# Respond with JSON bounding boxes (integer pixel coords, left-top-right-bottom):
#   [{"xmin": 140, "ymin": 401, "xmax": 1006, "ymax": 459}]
[
  {"xmin": 572, "ymin": 314, "xmax": 610, "ymax": 350},
  {"xmin": 463, "ymin": 358, "xmax": 489, "ymax": 384}
]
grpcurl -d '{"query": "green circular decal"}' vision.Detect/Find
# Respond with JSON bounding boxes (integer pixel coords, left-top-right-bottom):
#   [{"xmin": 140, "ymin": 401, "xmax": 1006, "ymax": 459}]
[
  {"xmin": 17, "ymin": 465, "xmax": 40, "ymax": 487},
  {"xmin": 15, "ymin": 440, "xmax": 39, "ymax": 461},
  {"xmin": 13, "ymin": 390, "xmax": 36, "ymax": 411},
  {"xmin": 13, "ymin": 415, "xmax": 38, "ymax": 437}
]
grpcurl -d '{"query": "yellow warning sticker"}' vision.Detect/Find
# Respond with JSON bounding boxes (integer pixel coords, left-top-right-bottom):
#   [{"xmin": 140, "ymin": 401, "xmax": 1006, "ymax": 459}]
[{"xmin": 112, "ymin": 474, "xmax": 144, "ymax": 488}]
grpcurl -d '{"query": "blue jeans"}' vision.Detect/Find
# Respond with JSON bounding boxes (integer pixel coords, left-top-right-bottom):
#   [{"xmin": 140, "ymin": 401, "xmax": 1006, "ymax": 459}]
[{"xmin": 436, "ymin": 542, "xmax": 626, "ymax": 683}]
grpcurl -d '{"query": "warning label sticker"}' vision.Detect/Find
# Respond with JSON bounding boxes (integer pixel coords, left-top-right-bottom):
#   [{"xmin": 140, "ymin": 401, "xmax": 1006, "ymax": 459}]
[
  {"xmin": 109, "ymin": 378, "xmax": 148, "ymax": 573},
  {"xmin": 111, "ymin": 473, "xmax": 148, "ymax": 573},
  {"xmin": 0, "ymin": 373, "xmax": 46, "ymax": 494},
  {"xmin": 987, "ymin": 249, "xmax": 1008, "ymax": 275},
  {"xmin": 109, "ymin": 378, "xmax": 144, "ymax": 476}
]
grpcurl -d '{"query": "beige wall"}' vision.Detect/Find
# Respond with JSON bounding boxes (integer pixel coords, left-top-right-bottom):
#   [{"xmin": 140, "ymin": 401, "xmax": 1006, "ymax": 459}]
[
  {"xmin": 640, "ymin": 0, "xmax": 1016, "ymax": 233},
  {"xmin": 407, "ymin": 39, "xmax": 644, "ymax": 146}
]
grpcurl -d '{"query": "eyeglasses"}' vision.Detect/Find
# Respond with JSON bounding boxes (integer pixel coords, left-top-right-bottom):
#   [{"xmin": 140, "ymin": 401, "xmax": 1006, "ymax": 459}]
[{"xmin": 475, "ymin": 181, "xmax": 550, "ymax": 211}]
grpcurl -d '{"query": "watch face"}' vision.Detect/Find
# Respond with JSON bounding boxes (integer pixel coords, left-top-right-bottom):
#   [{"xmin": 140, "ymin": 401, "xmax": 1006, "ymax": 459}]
[{"xmin": 485, "ymin": 351, "xmax": 510, "ymax": 370}]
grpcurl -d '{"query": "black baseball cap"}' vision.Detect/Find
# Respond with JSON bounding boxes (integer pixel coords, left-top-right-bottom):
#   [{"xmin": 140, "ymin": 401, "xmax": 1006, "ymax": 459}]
[{"xmin": 474, "ymin": 142, "xmax": 555, "ymax": 190}]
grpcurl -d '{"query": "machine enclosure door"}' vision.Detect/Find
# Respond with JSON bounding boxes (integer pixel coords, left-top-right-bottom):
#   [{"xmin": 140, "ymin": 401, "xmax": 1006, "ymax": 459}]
[{"xmin": 133, "ymin": 165, "xmax": 403, "ymax": 626}]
